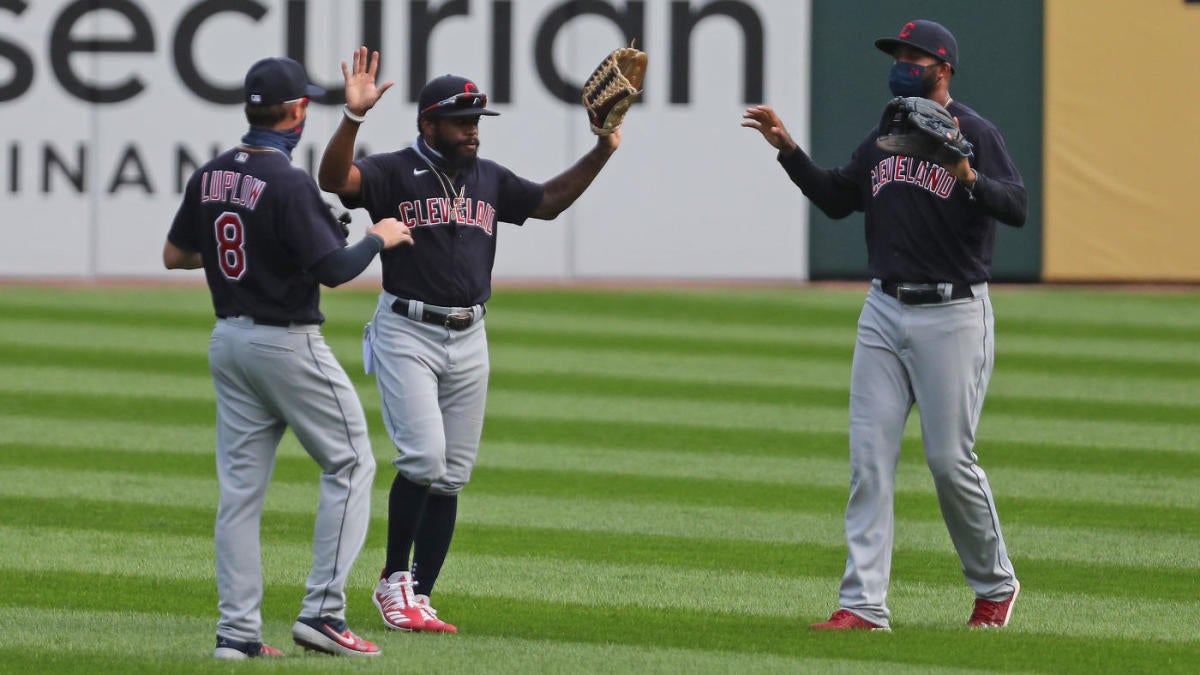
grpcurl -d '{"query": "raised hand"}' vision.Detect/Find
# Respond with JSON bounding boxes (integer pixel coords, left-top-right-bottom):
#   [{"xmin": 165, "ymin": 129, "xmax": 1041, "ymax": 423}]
[
  {"xmin": 741, "ymin": 105, "xmax": 799, "ymax": 155},
  {"xmin": 341, "ymin": 46, "xmax": 394, "ymax": 117}
]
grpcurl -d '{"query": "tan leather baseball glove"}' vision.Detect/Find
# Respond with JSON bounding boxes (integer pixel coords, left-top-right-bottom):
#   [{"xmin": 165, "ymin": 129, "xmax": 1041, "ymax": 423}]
[{"xmin": 581, "ymin": 45, "xmax": 647, "ymax": 135}]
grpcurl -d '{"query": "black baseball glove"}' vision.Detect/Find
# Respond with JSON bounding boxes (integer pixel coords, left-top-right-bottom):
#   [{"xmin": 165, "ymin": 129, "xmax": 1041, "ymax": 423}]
[{"xmin": 875, "ymin": 96, "xmax": 973, "ymax": 166}]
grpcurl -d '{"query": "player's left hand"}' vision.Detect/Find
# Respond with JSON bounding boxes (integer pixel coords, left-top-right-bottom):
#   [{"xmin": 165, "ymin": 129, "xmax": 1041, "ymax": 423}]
[
  {"xmin": 597, "ymin": 128, "xmax": 621, "ymax": 154},
  {"xmin": 940, "ymin": 116, "xmax": 975, "ymax": 187},
  {"xmin": 342, "ymin": 46, "xmax": 394, "ymax": 117}
]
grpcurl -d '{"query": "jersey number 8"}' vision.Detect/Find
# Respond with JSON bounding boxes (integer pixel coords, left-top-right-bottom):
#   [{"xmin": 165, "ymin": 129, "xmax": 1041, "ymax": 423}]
[{"xmin": 215, "ymin": 212, "xmax": 247, "ymax": 281}]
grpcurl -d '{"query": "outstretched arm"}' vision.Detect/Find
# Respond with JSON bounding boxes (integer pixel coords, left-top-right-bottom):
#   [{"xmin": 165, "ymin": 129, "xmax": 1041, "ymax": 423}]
[
  {"xmin": 742, "ymin": 104, "xmax": 860, "ymax": 218},
  {"xmin": 530, "ymin": 132, "xmax": 620, "ymax": 220},
  {"xmin": 319, "ymin": 46, "xmax": 394, "ymax": 197}
]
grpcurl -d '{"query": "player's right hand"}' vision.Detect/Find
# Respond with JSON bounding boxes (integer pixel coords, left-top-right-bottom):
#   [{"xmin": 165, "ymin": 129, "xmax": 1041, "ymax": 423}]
[
  {"xmin": 342, "ymin": 46, "xmax": 394, "ymax": 117},
  {"xmin": 369, "ymin": 218, "xmax": 413, "ymax": 249},
  {"xmin": 741, "ymin": 105, "xmax": 799, "ymax": 156}
]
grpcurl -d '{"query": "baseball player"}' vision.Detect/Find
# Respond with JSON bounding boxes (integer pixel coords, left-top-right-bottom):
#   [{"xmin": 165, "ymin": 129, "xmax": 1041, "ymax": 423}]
[
  {"xmin": 743, "ymin": 19, "xmax": 1026, "ymax": 630},
  {"xmin": 317, "ymin": 47, "xmax": 622, "ymax": 632},
  {"xmin": 163, "ymin": 56, "xmax": 413, "ymax": 658}
]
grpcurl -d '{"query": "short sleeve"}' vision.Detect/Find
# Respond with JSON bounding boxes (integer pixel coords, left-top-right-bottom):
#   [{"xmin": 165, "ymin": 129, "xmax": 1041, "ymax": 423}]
[
  {"xmin": 347, "ymin": 153, "xmax": 394, "ymax": 215},
  {"xmin": 167, "ymin": 172, "xmax": 202, "ymax": 251},
  {"xmin": 495, "ymin": 168, "xmax": 545, "ymax": 225}
]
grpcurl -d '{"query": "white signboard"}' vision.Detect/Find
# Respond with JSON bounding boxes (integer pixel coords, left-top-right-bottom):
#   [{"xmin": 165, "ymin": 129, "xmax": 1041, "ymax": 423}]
[{"xmin": 0, "ymin": 0, "xmax": 810, "ymax": 280}]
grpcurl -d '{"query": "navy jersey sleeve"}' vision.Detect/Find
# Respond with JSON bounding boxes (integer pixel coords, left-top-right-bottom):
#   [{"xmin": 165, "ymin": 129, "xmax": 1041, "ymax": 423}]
[
  {"xmin": 346, "ymin": 153, "xmax": 398, "ymax": 216},
  {"xmin": 278, "ymin": 171, "xmax": 347, "ymax": 270},
  {"xmin": 495, "ymin": 167, "xmax": 544, "ymax": 225},
  {"xmin": 167, "ymin": 172, "xmax": 203, "ymax": 251}
]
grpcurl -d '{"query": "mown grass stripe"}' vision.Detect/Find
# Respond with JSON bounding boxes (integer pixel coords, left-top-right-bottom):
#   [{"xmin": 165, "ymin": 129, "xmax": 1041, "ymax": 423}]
[
  {"xmin": 5, "ymin": 525, "xmax": 1199, "ymax": 645},
  {"xmin": 8, "ymin": 384, "xmax": 1198, "ymax": 457},
  {"xmin": 6, "ymin": 410, "xmax": 1199, "ymax": 480},
  {"xmin": 2, "ymin": 467, "xmax": 1190, "ymax": 569},
  {"xmin": 4, "ymin": 355, "xmax": 1199, "ymax": 428},
  {"xmin": 2, "ymin": 494, "xmax": 1191, "ymax": 604},
  {"xmin": 2, "ymin": 569, "xmax": 1196, "ymax": 674},
  {"xmin": 7, "ymin": 608, "xmax": 974, "ymax": 675},
  {"xmin": 0, "ymin": 445, "xmax": 1194, "ymax": 537}
]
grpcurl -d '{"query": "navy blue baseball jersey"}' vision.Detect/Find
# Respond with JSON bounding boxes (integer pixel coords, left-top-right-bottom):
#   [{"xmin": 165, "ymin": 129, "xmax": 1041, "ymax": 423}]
[
  {"xmin": 169, "ymin": 148, "xmax": 346, "ymax": 324},
  {"xmin": 780, "ymin": 100, "xmax": 1026, "ymax": 283},
  {"xmin": 346, "ymin": 144, "xmax": 544, "ymax": 307}
]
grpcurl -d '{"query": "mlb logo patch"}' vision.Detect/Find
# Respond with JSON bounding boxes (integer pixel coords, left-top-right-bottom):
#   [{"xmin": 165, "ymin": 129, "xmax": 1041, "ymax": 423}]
[
  {"xmin": 250, "ymin": 94, "xmax": 262, "ymax": 103},
  {"xmin": 234, "ymin": 152, "xmax": 249, "ymax": 163}
]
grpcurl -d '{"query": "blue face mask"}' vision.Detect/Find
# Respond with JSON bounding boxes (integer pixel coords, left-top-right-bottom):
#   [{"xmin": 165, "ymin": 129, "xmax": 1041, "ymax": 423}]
[
  {"xmin": 240, "ymin": 124, "xmax": 303, "ymax": 160},
  {"xmin": 888, "ymin": 61, "xmax": 934, "ymax": 97}
]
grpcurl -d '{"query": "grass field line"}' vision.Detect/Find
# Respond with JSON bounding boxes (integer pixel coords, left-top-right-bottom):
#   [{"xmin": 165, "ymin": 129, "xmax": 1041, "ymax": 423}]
[
  {"xmin": 7, "ymin": 351, "xmax": 1200, "ymax": 413},
  {"xmin": 482, "ymin": 392, "xmax": 1200, "ymax": 452},
  {"xmin": 11, "ymin": 381, "xmax": 1197, "ymax": 451},
  {"xmin": 6, "ymin": 302, "xmax": 1200, "ymax": 362},
  {"xmin": 2, "ymin": 609, "xmax": 987, "ymax": 675},
  {"xmin": 3, "ymin": 429, "xmax": 1191, "ymax": 509},
  {"xmin": 3, "ymin": 528, "xmax": 1196, "ymax": 644},
  {"xmin": 472, "ymin": 442, "xmax": 1200, "ymax": 508},
  {"xmin": 2, "ymin": 471, "xmax": 1193, "ymax": 569}
]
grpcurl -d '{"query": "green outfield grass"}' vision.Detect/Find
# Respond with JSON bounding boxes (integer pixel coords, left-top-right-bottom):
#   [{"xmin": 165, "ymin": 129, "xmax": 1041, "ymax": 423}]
[{"xmin": 0, "ymin": 283, "xmax": 1197, "ymax": 673}]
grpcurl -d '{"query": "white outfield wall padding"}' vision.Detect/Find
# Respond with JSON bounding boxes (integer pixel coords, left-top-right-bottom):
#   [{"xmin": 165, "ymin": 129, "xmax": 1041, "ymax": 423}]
[{"xmin": 0, "ymin": 0, "xmax": 811, "ymax": 281}]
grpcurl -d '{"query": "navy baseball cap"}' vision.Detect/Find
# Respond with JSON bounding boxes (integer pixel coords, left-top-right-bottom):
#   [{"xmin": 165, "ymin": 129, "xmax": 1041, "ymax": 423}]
[
  {"xmin": 244, "ymin": 57, "xmax": 325, "ymax": 105},
  {"xmin": 418, "ymin": 75, "xmax": 499, "ymax": 119},
  {"xmin": 875, "ymin": 20, "xmax": 958, "ymax": 72}
]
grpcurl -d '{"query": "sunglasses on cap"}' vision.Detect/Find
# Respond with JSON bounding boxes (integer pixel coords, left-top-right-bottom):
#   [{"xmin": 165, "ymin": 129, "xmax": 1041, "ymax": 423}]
[{"xmin": 421, "ymin": 92, "xmax": 488, "ymax": 115}]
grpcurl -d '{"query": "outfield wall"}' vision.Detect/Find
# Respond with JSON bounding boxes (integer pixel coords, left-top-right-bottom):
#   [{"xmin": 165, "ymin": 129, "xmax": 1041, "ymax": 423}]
[
  {"xmin": 0, "ymin": 0, "xmax": 810, "ymax": 281},
  {"xmin": 3, "ymin": 1, "xmax": 1197, "ymax": 283}
]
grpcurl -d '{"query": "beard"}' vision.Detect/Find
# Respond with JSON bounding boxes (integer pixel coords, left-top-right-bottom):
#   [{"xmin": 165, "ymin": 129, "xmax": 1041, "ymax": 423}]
[{"xmin": 431, "ymin": 132, "xmax": 479, "ymax": 170}]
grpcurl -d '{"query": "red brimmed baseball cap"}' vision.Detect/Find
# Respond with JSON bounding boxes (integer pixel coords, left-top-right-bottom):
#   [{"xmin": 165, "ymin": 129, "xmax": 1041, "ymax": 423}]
[
  {"xmin": 875, "ymin": 20, "xmax": 958, "ymax": 72},
  {"xmin": 244, "ymin": 57, "xmax": 325, "ymax": 105},
  {"xmin": 418, "ymin": 75, "xmax": 500, "ymax": 119}
]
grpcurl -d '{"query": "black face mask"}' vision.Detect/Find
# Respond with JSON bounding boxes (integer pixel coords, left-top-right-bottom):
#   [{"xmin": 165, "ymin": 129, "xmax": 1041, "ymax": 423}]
[{"xmin": 888, "ymin": 61, "xmax": 936, "ymax": 97}]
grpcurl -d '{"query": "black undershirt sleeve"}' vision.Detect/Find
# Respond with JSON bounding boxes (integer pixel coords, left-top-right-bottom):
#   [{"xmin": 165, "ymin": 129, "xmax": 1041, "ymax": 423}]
[
  {"xmin": 312, "ymin": 234, "xmax": 385, "ymax": 287},
  {"xmin": 777, "ymin": 148, "xmax": 861, "ymax": 219},
  {"xmin": 966, "ymin": 171, "xmax": 1027, "ymax": 227}
]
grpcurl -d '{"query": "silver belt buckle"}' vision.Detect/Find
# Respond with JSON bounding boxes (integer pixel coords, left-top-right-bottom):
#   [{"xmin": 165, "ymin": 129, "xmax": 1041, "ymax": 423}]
[{"xmin": 444, "ymin": 311, "xmax": 472, "ymax": 330}]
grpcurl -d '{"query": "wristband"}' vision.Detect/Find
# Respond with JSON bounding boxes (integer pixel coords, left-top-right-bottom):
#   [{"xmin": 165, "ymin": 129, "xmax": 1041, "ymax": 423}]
[{"xmin": 343, "ymin": 105, "xmax": 367, "ymax": 124}]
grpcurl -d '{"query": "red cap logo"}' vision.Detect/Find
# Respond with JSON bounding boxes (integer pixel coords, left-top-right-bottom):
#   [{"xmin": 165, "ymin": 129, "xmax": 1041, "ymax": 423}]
[
  {"xmin": 900, "ymin": 22, "xmax": 915, "ymax": 38},
  {"xmin": 938, "ymin": 46, "xmax": 947, "ymax": 56}
]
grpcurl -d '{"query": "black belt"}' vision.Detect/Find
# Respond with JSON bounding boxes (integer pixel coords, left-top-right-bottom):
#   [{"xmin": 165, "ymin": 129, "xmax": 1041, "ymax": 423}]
[
  {"xmin": 391, "ymin": 298, "xmax": 481, "ymax": 331},
  {"xmin": 221, "ymin": 315, "xmax": 316, "ymax": 327},
  {"xmin": 880, "ymin": 281, "xmax": 974, "ymax": 305}
]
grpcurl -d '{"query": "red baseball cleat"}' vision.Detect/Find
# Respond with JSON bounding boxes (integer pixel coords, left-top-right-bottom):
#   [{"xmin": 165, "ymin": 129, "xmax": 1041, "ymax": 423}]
[
  {"xmin": 968, "ymin": 580, "xmax": 1021, "ymax": 628},
  {"xmin": 811, "ymin": 609, "xmax": 890, "ymax": 631},
  {"xmin": 414, "ymin": 594, "xmax": 458, "ymax": 633},
  {"xmin": 374, "ymin": 569, "xmax": 428, "ymax": 631},
  {"xmin": 291, "ymin": 616, "xmax": 380, "ymax": 656}
]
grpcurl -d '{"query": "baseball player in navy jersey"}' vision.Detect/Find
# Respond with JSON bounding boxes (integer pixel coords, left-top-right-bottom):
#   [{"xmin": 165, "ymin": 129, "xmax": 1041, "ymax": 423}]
[
  {"xmin": 164, "ymin": 56, "xmax": 414, "ymax": 658},
  {"xmin": 317, "ymin": 47, "xmax": 621, "ymax": 633},
  {"xmin": 743, "ymin": 20, "xmax": 1026, "ymax": 630}
]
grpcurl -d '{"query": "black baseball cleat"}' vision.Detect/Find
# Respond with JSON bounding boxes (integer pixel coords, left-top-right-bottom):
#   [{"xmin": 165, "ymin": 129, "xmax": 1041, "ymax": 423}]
[
  {"xmin": 291, "ymin": 616, "xmax": 381, "ymax": 657},
  {"xmin": 213, "ymin": 635, "xmax": 283, "ymax": 659}
]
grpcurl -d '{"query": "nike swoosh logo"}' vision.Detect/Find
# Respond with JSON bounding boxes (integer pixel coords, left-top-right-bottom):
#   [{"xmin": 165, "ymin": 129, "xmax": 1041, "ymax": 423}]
[
  {"xmin": 322, "ymin": 625, "xmax": 359, "ymax": 648},
  {"xmin": 413, "ymin": 168, "xmax": 428, "ymax": 176}
]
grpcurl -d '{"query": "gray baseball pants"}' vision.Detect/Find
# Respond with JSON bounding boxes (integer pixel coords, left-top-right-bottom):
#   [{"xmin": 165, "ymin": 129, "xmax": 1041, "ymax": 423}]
[
  {"xmin": 365, "ymin": 291, "xmax": 489, "ymax": 495},
  {"xmin": 210, "ymin": 317, "xmax": 375, "ymax": 643},
  {"xmin": 839, "ymin": 282, "xmax": 1017, "ymax": 628}
]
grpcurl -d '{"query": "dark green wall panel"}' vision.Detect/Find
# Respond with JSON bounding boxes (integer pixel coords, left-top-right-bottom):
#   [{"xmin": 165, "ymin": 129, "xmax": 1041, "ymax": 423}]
[{"xmin": 808, "ymin": 1, "xmax": 1043, "ymax": 281}]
